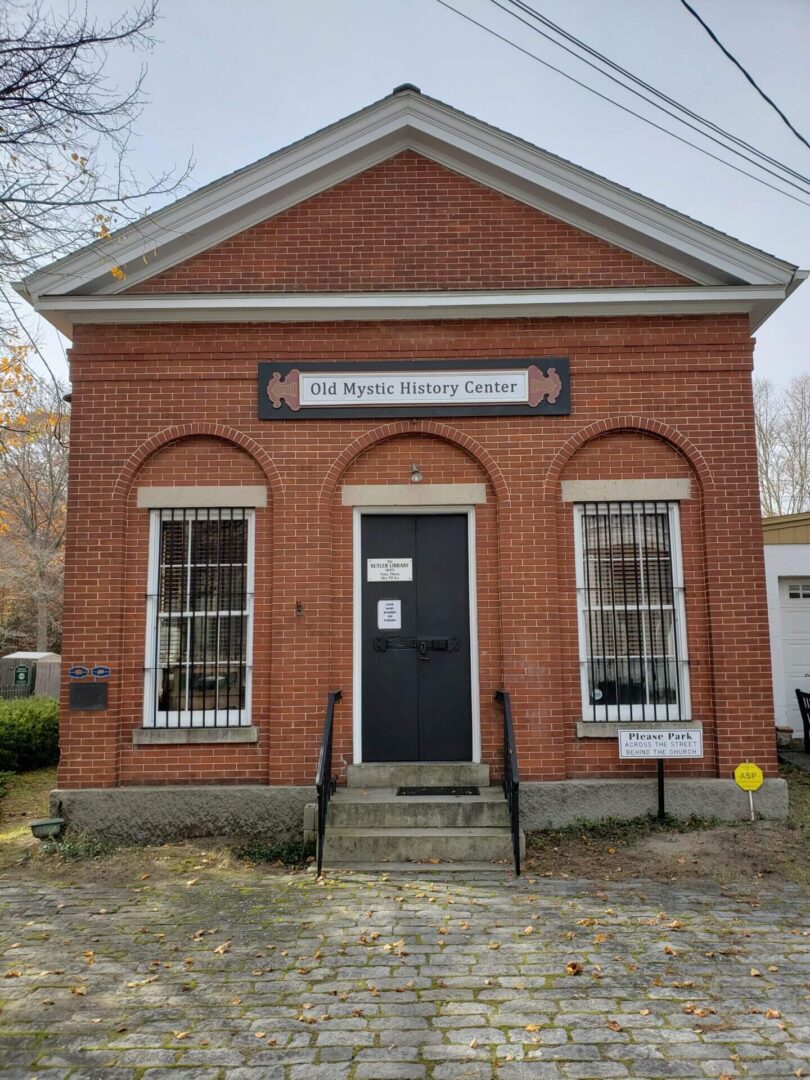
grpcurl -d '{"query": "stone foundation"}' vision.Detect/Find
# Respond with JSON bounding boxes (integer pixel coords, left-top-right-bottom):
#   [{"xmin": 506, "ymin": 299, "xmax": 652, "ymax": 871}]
[
  {"xmin": 520, "ymin": 778, "xmax": 788, "ymax": 829},
  {"xmin": 51, "ymin": 777, "xmax": 788, "ymax": 848},
  {"xmin": 50, "ymin": 785, "xmax": 313, "ymax": 845}
]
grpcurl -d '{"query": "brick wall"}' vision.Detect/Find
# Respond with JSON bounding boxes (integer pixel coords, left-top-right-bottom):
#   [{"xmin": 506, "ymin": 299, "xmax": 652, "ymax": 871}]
[
  {"xmin": 128, "ymin": 151, "xmax": 693, "ymax": 294},
  {"xmin": 59, "ymin": 311, "xmax": 775, "ymax": 788}
]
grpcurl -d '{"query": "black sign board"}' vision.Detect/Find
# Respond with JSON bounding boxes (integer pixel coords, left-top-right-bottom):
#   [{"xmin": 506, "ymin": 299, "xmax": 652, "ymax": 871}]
[
  {"xmin": 69, "ymin": 682, "xmax": 108, "ymax": 711},
  {"xmin": 258, "ymin": 357, "xmax": 570, "ymax": 420}
]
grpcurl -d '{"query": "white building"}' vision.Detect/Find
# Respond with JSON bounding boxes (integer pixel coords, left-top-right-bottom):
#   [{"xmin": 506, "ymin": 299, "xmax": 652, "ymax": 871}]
[{"xmin": 764, "ymin": 513, "xmax": 810, "ymax": 744}]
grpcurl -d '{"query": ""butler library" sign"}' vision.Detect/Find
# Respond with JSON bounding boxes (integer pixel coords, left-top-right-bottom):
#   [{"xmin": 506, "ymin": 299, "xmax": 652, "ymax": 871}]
[{"xmin": 258, "ymin": 358, "xmax": 570, "ymax": 419}]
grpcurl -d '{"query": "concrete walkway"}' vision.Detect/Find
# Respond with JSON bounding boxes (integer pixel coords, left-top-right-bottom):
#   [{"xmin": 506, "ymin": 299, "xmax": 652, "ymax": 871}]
[{"xmin": 0, "ymin": 867, "xmax": 808, "ymax": 1078}]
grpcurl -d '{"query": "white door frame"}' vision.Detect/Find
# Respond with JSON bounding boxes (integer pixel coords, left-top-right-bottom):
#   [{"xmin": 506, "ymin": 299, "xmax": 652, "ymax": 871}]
[{"xmin": 352, "ymin": 505, "xmax": 481, "ymax": 764}]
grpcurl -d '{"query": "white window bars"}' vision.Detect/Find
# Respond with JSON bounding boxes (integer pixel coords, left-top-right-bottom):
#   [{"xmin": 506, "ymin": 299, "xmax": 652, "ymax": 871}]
[
  {"xmin": 574, "ymin": 501, "xmax": 690, "ymax": 723},
  {"xmin": 143, "ymin": 508, "xmax": 255, "ymax": 728}
]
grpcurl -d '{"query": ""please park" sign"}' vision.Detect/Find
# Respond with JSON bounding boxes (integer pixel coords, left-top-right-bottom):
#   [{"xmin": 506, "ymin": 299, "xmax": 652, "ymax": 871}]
[{"xmin": 618, "ymin": 727, "xmax": 703, "ymax": 759}]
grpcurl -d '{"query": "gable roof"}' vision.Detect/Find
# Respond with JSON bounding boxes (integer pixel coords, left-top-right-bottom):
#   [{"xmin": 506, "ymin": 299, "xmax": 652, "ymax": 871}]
[{"xmin": 16, "ymin": 86, "xmax": 805, "ymax": 334}]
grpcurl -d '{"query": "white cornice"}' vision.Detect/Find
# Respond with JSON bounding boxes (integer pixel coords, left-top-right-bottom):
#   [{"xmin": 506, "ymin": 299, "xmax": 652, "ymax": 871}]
[
  {"xmin": 29, "ymin": 285, "xmax": 791, "ymax": 336},
  {"xmin": 17, "ymin": 91, "xmax": 799, "ymax": 305}
]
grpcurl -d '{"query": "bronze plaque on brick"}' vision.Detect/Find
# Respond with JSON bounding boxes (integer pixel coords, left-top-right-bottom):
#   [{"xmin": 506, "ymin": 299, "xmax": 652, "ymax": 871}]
[{"xmin": 69, "ymin": 682, "xmax": 108, "ymax": 711}]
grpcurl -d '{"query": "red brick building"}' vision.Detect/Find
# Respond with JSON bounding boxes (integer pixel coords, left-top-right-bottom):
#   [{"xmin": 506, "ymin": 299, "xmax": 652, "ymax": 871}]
[{"xmin": 19, "ymin": 88, "xmax": 804, "ymax": 853}]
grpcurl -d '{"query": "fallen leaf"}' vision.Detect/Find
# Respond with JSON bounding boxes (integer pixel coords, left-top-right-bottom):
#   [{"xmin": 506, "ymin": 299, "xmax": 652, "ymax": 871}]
[
  {"xmin": 186, "ymin": 878, "xmax": 200, "ymax": 887},
  {"xmin": 750, "ymin": 968, "xmax": 762, "ymax": 977},
  {"xmin": 70, "ymin": 985, "xmax": 87, "ymax": 996},
  {"xmin": 525, "ymin": 1023, "xmax": 541, "ymax": 1032},
  {"xmin": 594, "ymin": 933, "xmax": 607, "ymax": 944},
  {"xmin": 469, "ymin": 1037, "xmax": 478, "ymax": 1048},
  {"xmin": 640, "ymin": 1008, "xmax": 650, "ymax": 1016},
  {"xmin": 231, "ymin": 996, "xmax": 241, "ymax": 1006},
  {"xmin": 663, "ymin": 945, "xmax": 677, "ymax": 956},
  {"xmin": 765, "ymin": 1009, "xmax": 781, "ymax": 1019},
  {"xmin": 3, "ymin": 971, "xmax": 21, "ymax": 979},
  {"xmin": 523, "ymin": 926, "xmax": 533, "ymax": 935},
  {"xmin": 566, "ymin": 961, "xmax": 583, "ymax": 976},
  {"xmin": 488, "ymin": 942, "xmax": 500, "ymax": 950},
  {"xmin": 607, "ymin": 1019, "xmax": 622, "ymax": 1031},
  {"xmin": 172, "ymin": 1031, "xmax": 190, "ymax": 1040},
  {"xmin": 213, "ymin": 941, "xmax": 231, "ymax": 955}
]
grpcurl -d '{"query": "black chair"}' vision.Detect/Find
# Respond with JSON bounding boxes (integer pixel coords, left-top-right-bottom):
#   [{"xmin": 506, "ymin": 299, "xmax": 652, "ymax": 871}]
[{"xmin": 795, "ymin": 688, "xmax": 810, "ymax": 755}]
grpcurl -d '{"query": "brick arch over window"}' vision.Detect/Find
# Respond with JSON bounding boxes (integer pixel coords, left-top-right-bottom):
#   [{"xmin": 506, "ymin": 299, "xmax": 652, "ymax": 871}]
[
  {"xmin": 113, "ymin": 423, "xmax": 284, "ymax": 511},
  {"xmin": 543, "ymin": 416, "xmax": 714, "ymax": 499},
  {"xmin": 318, "ymin": 420, "xmax": 509, "ymax": 511}
]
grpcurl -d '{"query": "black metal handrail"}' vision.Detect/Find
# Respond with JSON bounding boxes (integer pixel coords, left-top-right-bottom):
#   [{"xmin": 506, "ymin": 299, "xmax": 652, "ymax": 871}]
[
  {"xmin": 315, "ymin": 689, "xmax": 342, "ymax": 876},
  {"xmin": 495, "ymin": 689, "xmax": 521, "ymax": 876}
]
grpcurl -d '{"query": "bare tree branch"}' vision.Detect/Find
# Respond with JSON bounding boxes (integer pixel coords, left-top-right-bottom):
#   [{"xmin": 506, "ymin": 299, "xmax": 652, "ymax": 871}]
[
  {"xmin": 0, "ymin": 0, "xmax": 191, "ymax": 285},
  {"xmin": 0, "ymin": 377, "xmax": 67, "ymax": 651},
  {"xmin": 754, "ymin": 374, "xmax": 810, "ymax": 516}
]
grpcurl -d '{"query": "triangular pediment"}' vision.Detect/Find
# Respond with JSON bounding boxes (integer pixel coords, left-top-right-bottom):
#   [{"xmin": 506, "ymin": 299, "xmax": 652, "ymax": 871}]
[
  {"xmin": 17, "ymin": 87, "xmax": 802, "ymax": 332},
  {"xmin": 126, "ymin": 150, "xmax": 692, "ymax": 295}
]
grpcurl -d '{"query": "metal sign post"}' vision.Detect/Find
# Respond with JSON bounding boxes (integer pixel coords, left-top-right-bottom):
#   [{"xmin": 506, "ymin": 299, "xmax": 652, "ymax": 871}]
[{"xmin": 618, "ymin": 728, "xmax": 704, "ymax": 819}]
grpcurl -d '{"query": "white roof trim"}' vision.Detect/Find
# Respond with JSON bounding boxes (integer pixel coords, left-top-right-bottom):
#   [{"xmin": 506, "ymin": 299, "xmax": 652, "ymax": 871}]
[
  {"xmin": 17, "ymin": 90, "xmax": 799, "ymax": 308},
  {"xmin": 31, "ymin": 285, "xmax": 791, "ymax": 335}
]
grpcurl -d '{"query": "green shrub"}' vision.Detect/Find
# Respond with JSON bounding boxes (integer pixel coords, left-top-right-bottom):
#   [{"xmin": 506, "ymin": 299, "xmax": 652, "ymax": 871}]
[{"xmin": 0, "ymin": 697, "xmax": 59, "ymax": 772}]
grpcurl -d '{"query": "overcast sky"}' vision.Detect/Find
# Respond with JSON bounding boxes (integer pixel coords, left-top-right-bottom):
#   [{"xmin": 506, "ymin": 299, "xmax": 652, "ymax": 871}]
[{"xmin": 23, "ymin": 0, "xmax": 810, "ymax": 385}]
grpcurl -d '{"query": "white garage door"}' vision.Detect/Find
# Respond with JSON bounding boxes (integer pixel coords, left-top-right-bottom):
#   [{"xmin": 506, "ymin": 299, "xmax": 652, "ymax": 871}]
[{"xmin": 780, "ymin": 579, "xmax": 810, "ymax": 735}]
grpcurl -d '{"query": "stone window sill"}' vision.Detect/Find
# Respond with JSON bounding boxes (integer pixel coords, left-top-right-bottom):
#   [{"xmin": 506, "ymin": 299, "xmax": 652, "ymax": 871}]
[
  {"xmin": 133, "ymin": 727, "xmax": 258, "ymax": 746},
  {"xmin": 576, "ymin": 720, "xmax": 703, "ymax": 739}
]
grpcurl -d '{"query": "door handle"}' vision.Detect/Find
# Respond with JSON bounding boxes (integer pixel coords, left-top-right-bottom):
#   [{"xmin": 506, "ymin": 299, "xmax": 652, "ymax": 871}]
[{"xmin": 418, "ymin": 640, "xmax": 430, "ymax": 661}]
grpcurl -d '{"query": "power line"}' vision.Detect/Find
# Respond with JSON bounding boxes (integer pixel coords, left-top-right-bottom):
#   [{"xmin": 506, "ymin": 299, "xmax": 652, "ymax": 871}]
[
  {"xmin": 433, "ymin": 0, "xmax": 810, "ymax": 207},
  {"xmin": 500, "ymin": 0, "xmax": 810, "ymax": 190},
  {"xmin": 678, "ymin": 0, "xmax": 810, "ymax": 153}
]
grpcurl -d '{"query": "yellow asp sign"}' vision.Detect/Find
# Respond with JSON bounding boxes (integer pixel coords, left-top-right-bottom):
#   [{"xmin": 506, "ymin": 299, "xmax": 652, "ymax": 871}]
[{"xmin": 733, "ymin": 762, "xmax": 764, "ymax": 792}]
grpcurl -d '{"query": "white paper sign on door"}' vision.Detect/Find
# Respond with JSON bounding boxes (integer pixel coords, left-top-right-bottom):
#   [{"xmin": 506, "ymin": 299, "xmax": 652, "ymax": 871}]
[
  {"xmin": 367, "ymin": 558, "xmax": 412, "ymax": 582},
  {"xmin": 377, "ymin": 598, "xmax": 402, "ymax": 630}
]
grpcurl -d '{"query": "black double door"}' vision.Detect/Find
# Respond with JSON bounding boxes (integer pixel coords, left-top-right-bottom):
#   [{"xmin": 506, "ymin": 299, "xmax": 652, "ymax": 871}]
[{"xmin": 361, "ymin": 514, "xmax": 473, "ymax": 762}]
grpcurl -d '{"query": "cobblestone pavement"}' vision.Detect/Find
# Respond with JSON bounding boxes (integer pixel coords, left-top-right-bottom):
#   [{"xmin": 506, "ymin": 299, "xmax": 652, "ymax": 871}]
[{"xmin": 0, "ymin": 867, "xmax": 808, "ymax": 1078}]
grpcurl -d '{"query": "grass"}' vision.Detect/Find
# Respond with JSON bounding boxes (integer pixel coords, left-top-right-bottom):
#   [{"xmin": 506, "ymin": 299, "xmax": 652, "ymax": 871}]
[
  {"xmin": 0, "ymin": 771, "xmax": 13, "ymax": 800},
  {"xmin": 526, "ymin": 811, "xmax": 718, "ymax": 860},
  {"xmin": 233, "ymin": 838, "xmax": 311, "ymax": 867},
  {"xmin": 41, "ymin": 831, "xmax": 120, "ymax": 860},
  {"xmin": 0, "ymin": 766, "xmax": 57, "ymax": 869},
  {"xmin": 781, "ymin": 762, "xmax": 810, "ymax": 827}
]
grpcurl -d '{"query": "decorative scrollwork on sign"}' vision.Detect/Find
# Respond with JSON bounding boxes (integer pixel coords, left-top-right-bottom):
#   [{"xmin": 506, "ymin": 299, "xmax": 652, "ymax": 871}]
[
  {"xmin": 266, "ymin": 368, "xmax": 301, "ymax": 411},
  {"xmin": 527, "ymin": 365, "xmax": 562, "ymax": 407}
]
